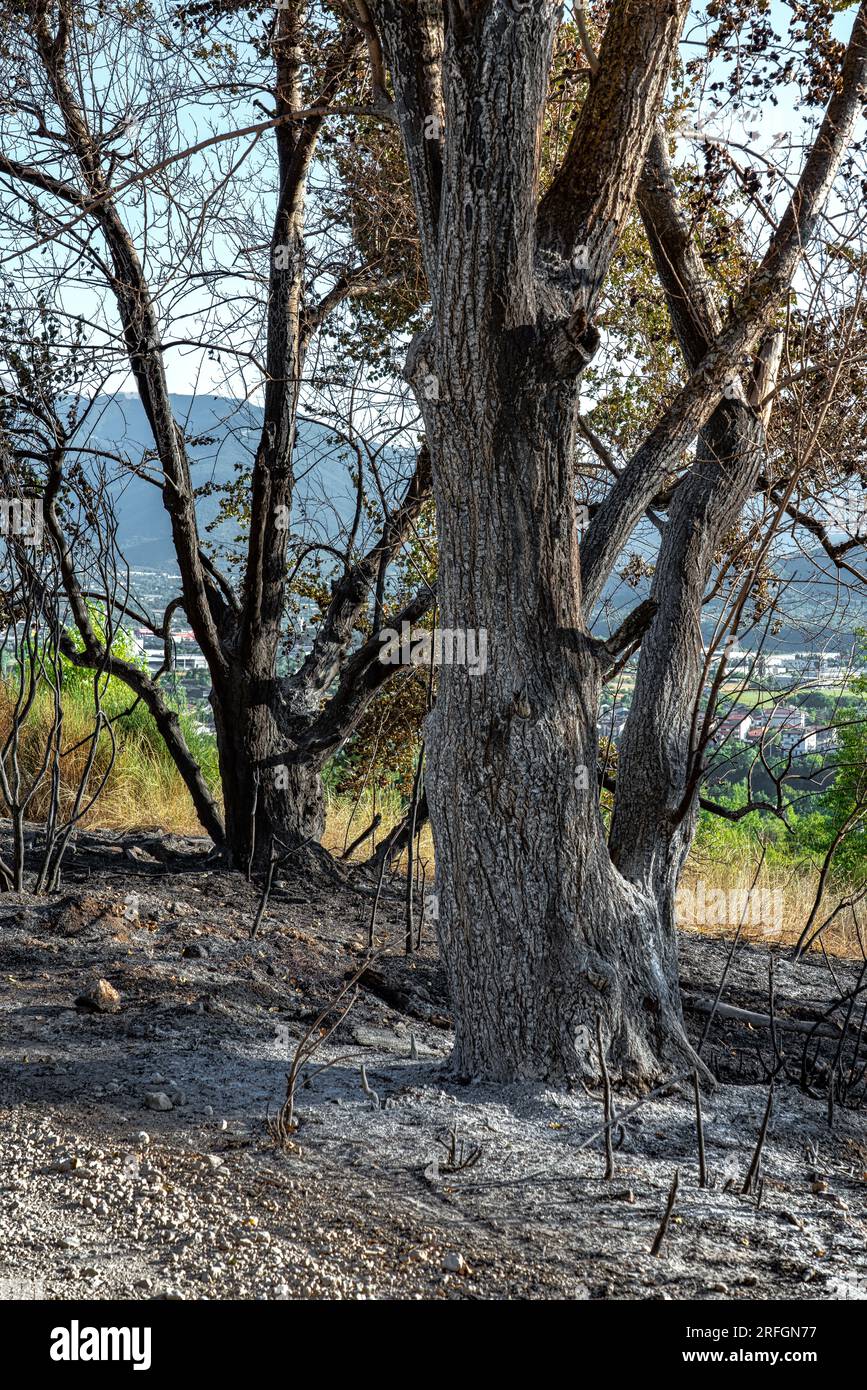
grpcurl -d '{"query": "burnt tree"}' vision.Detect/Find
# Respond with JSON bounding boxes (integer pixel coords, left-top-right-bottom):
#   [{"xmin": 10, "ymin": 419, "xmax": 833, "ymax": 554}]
[
  {"xmin": 0, "ymin": 0, "xmax": 433, "ymax": 866},
  {"xmin": 367, "ymin": 0, "xmax": 867, "ymax": 1082}
]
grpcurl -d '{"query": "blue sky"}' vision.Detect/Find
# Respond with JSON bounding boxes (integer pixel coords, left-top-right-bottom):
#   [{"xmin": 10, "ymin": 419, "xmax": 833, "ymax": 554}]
[{"xmin": 8, "ymin": 1, "xmax": 861, "ymax": 401}]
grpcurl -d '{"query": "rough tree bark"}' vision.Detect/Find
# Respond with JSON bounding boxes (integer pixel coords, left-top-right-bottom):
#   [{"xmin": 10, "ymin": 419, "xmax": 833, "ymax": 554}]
[
  {"xmin": 372, "ymin": 0, "xmax": 695, "ymax": 1081},
  {"xmin": 609, "ymin": 128, "xmax": 785, "ymax": 910},
  {"xmin": 370, "ymin": 0, "xmax": 867, "ymax": 1082}
]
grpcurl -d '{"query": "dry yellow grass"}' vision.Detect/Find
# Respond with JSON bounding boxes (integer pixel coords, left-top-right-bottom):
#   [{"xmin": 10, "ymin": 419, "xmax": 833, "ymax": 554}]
[
  {"xmin": 323, "ymin": 789, "xmax": 435, "ymax": 876},
  {"xmin": 676, "ymin": 864, "xmax": 864, "ymax": 958},
  {"xmin": 4, "ymin": 682, "xmax": 861, "ymax": 958},
  {"xmin": 0, "ymin": 683, "xmax": 211, "ymax": 836}
]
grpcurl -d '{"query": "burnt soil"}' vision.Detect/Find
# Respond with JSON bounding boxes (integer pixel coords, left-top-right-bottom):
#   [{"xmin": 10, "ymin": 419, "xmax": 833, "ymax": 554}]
[{"xmin": 0, "ymin": 826, "xmax": 865, "ymax": 1301}]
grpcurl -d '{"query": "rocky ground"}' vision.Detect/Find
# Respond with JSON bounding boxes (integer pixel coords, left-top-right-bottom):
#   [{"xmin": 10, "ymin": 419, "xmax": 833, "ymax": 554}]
[{"xmin": 0, "ymin": 827, "xmax": 865, "ymax": 1301}]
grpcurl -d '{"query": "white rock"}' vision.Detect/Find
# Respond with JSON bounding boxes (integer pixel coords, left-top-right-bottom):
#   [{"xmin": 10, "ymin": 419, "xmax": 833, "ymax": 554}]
[{"xmin": 51, "ymin": 1155, "xmax": 80, "ymax": 1173}]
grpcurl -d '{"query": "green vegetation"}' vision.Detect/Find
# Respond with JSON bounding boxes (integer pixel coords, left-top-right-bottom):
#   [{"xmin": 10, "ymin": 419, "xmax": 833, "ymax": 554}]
[{"xmin": 0, "ymin": 624, "xmax": 220, "ymax": 834}]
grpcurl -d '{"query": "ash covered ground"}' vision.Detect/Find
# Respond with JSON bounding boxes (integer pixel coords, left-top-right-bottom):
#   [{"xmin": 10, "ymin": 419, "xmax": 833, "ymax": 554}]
[{"xmin": 0, "ymin": 826, "xmax": 865, "ymax": 1301}]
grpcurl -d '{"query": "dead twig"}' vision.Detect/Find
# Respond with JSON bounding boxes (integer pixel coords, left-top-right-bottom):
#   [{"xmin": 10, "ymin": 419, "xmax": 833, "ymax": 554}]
[
  {"xmin": 596, "ymin": 1015, "xmax": 615, "ymax": 1180},
  {"xmin": 693, "ymin": 1070, "xmax": 708, "ymax": 1189},
  {"xmin": 367, "ymin": 843, "xmax": 390, "ymax": 949},
  {"xmin": 250, "ymin": 837, "xmax": 277, "ymax": 940},
  {"xmin": 360, "ymin": 1062, "xmax": 381, "ymax": 1109},
  {"xmin": 649, "ymin": 1167, "xmax": 680, "ymax": 1258},
  {"xmin": 742, "ymin": 1083, "xmax": 774, "ymax": 1195},
  {"xmin": 697, "ymin": 844, "xmax": 766, "ymax": 1054},
  {"xmin": 269, "ymin": 955, "xmax": 376, "ymax": 1147},
  {"xmin": 575, "ymin": 1070, "xmax": 693, "ymax": 1152},
  {"xmin": 405, "ymin": 743, "xmax": 425, "ymax": 955},
  {"xmin": 436, "ymin": 1123, "xmax": 483, "ymax": 1173},
  {"xmin": 341, "ymin": 813, "xmax": 381, "ymax": 860}
]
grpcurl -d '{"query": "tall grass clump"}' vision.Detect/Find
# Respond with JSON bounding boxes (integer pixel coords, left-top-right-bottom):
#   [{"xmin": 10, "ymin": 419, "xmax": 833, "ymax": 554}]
[{"xmin": 0, "ymin": 636, "xmax": 220, "ymax": 835}]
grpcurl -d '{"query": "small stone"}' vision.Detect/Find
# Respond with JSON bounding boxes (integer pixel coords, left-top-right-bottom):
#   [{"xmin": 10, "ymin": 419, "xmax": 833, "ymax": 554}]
[
  {"xmin": 51, "ymin": 1155, "xmax": 81, "ymax": 1173},
  {"xmin": 144, "ymin": 1091, "xmax": 173, "ymax": 1112},
  {"xmin": 137, "ymin": 1131, "xmax": 151, "ymax": 1148},
  {"xmin": 145, "ymin": 1079, "xmax": 185, "ymax": 1108},
  {"xmin": 76, "ymin": 978, "xmax": 121, "ymax": 1014},
  {"xmin": 442, "ymin": 1252, "xmax": 468, "ymax": 1275}
]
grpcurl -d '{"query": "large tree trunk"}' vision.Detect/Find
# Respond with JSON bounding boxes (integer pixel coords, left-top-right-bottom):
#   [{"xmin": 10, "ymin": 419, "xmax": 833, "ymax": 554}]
[
  {"xmin": 210, "ymin": 570, "xmax": 437, "ymax": 869},
  {"xmin": 391, "ymin": 0, "xmax": 697, "ymax": 1084},
  {"xmin": 423, "ymin": 365, "xmax": 696, "ymax": 1082},
  {"xmin": 609, "ymin": 400, "xmax": 768, "ymax": 892},
  {"xmin": 368, "ymin": 0, "xmax": 866, "ymax": 1086},
  {"xmin": 608, "ymin": 128, "xmax": 786, "ymax": 906}
]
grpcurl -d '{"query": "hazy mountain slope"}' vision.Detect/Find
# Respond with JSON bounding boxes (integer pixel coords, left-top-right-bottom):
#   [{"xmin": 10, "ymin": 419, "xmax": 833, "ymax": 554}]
[
  {"xmin": 74, "ymin": 394, "xmax": 369, "ymax": 571},
  {"xmin": 73, "ymin": 393, "xmax": 867, "ymax": 649}
]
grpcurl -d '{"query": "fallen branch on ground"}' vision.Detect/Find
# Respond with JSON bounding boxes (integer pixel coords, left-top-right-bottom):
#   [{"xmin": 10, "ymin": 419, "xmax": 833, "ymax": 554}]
[{"xmin": 685, "ymin": 995, "xmax": 842, "ymax": 1039}]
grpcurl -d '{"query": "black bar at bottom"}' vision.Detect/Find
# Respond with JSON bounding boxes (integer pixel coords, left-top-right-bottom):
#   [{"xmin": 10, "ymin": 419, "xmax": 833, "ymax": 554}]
[{"xmin": 0, "ymin": 1296, "xmax": 854, "ymax": 1375}]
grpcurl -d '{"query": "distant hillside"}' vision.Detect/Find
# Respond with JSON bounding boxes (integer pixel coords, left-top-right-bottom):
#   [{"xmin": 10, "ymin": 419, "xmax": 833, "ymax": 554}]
[
  {"xmin": 73, "ymin": 392, "xmax": 867, "ymax": 652},
  {"xmin": 594, "ymin": 519, "xmax": 867, "ymax": 654},
  {"xmin": 74, "ymin": 394, "xmax": 380, "ymax": 571}
]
